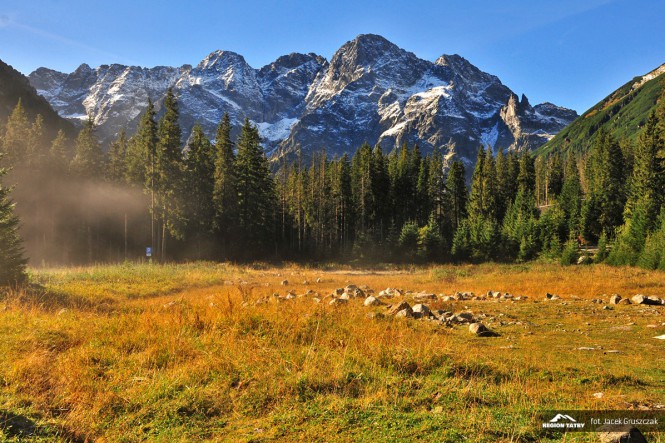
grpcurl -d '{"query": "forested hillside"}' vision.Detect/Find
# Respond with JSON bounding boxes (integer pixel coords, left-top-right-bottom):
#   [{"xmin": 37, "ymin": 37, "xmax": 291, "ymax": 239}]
[{"xmin": 537, "ymin": 64, "xmax": 665, "ymax": 157}]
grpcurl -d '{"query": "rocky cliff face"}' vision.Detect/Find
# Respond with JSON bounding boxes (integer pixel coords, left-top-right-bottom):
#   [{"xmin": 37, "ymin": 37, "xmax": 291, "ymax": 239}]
[{"xmin": 29, "ymin": 34, "xmax": 577, "ymax": 168}]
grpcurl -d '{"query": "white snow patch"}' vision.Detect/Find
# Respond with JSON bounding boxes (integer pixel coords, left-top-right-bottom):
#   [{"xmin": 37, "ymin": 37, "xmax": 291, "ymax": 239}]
[
  {"xmin": 254, "ymin": 117, "xmax": 299, "ymax": 141},
  {"xmin": 480, "ymin": 123, "xmax": 499, "ymax": 152}
]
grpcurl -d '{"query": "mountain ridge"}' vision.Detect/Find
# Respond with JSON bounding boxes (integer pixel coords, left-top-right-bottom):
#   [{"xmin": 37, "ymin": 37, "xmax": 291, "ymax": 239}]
[
  {"xmin": 28, "ymin": 34, "xmax": 577, "ymax": 168},
  {"xmin": 537, "ymin": 62, "xmax": 665, "ymax": 157}
]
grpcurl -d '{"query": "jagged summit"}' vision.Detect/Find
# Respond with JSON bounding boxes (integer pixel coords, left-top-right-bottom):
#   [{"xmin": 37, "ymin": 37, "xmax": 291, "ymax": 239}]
[{"xmin": 28, "ymin": 33, "xmax": 577, "ymax": 171}]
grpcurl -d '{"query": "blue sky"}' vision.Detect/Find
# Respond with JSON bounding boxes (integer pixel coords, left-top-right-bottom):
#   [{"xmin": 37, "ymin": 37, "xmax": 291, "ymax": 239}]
[{"xmin": 1, "ymin": 0, "xmax": 663, "ymax": 113}]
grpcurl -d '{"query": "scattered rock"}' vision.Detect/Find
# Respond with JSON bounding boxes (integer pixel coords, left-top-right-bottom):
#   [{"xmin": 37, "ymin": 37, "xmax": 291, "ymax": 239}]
[
  {"xmin": 546, "ymin": 293, "xmax": 561, "ymax": 301},
  {"xmin": 395, "ymin": 309, "xmax": 414, "ymax": 318},
  {"xmin": 631, "ymin": 294, "xmax": 662, "ymax": 305},
  {"xmin": 329, "ymin": 298, "xmax": 348, "ymax": 306},
  {"xmin": 363, "ymin": 296, "xmax": 385, "ymax": 307},
  {"xmin": 597, "ymin": 425, "xmax": 647, "ymax": 443},
  {"xmin": 378, "ymin": 288, "xmax": 402, "ymax": 298},
  {"xmin": 609, "ymin": 294, "xmax": 622, "ymax": 305},
  {"xmin": 387, "ymin": 301, "xmax": 412, "ymax": 317},
  {"xmin": 412, "ymin": 304, "xmax": 432, "ymax": 318},
  {"xmin": 577, "ymin": 255, "xmax": 592, "ymax": 265},
  {"xmin": 619, "ymin": 298, "xmax": 632, "ymax": 305},
  {"xmin": 469, "ymin": 323, "xmax": 499, "ymax": 337},
  {"xmin": 654, "ymin": 335, "xmax": 665, "ymax": 340},
  {"xmin": 281, "ymin": 280, "xmax": 288, "ymax": 286},
  {"xmin": 303, "ymin": 280, "xmax": 310, "ymax": 285},
  {"xmin": 316, "ymin": 277, "xmax": 322, "ymax": 283},
  {"xmin": 412, "ymin": 292, "xmax": 437, "ymax": 302}
]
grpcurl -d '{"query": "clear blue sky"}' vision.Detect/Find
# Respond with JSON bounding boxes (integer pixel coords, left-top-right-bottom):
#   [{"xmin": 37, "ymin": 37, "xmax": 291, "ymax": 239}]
[{"xmin": 1, "ymin": 0, "xmax": 663, "ymax": 113}]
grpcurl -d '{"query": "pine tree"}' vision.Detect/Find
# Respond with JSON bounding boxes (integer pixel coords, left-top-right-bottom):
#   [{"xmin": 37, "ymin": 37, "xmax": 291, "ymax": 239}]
[
  {"xmin": 27, "ymin": 114, "xmax": 46, "ymax": 167},
  {"xmin": 71, "ymin": 116, "xmax": 104, "ymax": 178},
  {"xmin": 624, "ymin": 111, "xmax": 663, "ymax": 227},
  {"xmin": 1, "ymin": 100, "xmax": 30, "ymax": 166},
  {"xmin": 49, "ymin": 129, "xmax": 71, "ymax": 175},
  {"xmin": 107, "ymin": 129, "xmax": 128, "ymax": 182},
  {"xmin": 184, "ymin": 124, "xmax": 216, "ymax": 257},
  {"xmin": 446, "ymin": 160, "xmax": 467, "ymax": 233},
  {"xmin": 155, "ymin": 89, "xmax": 185, "ymax": 258},
  {"xmin": 234, "ymin": 118, "xmax": 276, "ymax": 256},
  {"xmin": 546, "ymin": 152, "xmax": 564, "ymax": 202},
  {"xmin": 212, "ymin": 113, "xmax": 238, "ymax": 257},
  {"xmin": 0, "ymin": 162, "xmax": 27, "ymax": 285},
  {"xmin": 126, "ymin": 100, "xmax": 157, "ymax": 187},
  {"xmin": 559, "ymin": 157, "xmax": 582, "ymax": 238}
]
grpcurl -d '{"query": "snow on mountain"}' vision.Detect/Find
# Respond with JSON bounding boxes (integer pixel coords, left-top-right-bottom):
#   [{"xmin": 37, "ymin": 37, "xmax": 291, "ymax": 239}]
[{"xmin": 28, "ymin": 34, "xmax": 577, "ymax": 169}]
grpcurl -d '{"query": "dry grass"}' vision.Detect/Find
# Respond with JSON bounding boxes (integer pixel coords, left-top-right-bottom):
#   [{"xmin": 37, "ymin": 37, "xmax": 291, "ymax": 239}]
[{"xmin": 0, "ymin": 262, "xmax": 663, "ymax": 442}]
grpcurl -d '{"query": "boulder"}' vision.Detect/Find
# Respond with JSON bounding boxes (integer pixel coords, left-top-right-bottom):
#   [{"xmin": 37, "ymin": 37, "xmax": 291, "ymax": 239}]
[
  {"xmin": 378, "ymin": 288, "xmax": 402, "ymax": 298},
  {"xmin": 412, "ymin": 292, "xmax": 437, "ymax": 302},
  {"xmin": 631, "ymin": 294, "xmax": 661, "ymax": 305},
  {"xmin": 609, "ymin": 294, "xmax": 622, "ymax": 305},
  {"xmin": 577, "ymin": 255, "xmax": 592, "ymax": 265},
  {"xmin": 387, "ymin": 301, "xmax": 412, "ymax": 316},
  {"xmin": 329, "ymin": 298, "xmax": 348, "ymax": 306},
  {"xmin": 619, "ymin": 298, "xmax": 632, "ymax": 305},
  {"xmin": 412, "ymin": 304, "xmax": 432, "ymax": 318},
  {"xmin": 469, "ymin": 323, "xmax": 499, "ymax": 337},
  {"xmin": 597, "ymin": 425, "xmax": 647, "ymax": 443},
  {"xmin": 395, "ymin": 309, "xmax": 414, "ymax": 318},
  {"xmin": 364, "ymin": 296, "xmax": 385, "ymax": 307}
]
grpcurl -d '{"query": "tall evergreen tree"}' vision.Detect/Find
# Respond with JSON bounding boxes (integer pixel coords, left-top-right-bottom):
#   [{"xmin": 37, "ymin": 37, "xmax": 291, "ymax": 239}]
[
  {"xmin": 559, "ymin": 157, "xmax": 582, "ymax": 238},
  {"xmin": 234, "ymin": 118, "xmax": 276, "ymax": 256},
  {"xmin": 70, "ymin": 116, "xmax": 104, "ymax": 178},
  {"xmin": 212, "ymin": 113, "xmax": 238, "ymax": 257},
  {"xmin": 1, "ymin": 100, "xmax": 30, "ymax": 166},
  {"xmin": 0, "ymin": 161, "xmax": 27, "ymax": 285},
  {"xmin": 125, "ymin": 99, "xmax": 157, "ymax": 187},
  {"xmin": 155, "ymin": 89, "xmax": 185, "ymax": 258},
  {"xmin": 446, "ymin": 160, "xmax": 467, "ymax": 233},
  {"xmin": 184, "ymin": 124, "xmax": 216, "ymax": 257},
  {"xmin": 49, "ymin": 129, "xmax": 71, "ymax": 175},
  {"xmin": 107, "ymin": 129, "xmax": 128, "ymax": 182}
]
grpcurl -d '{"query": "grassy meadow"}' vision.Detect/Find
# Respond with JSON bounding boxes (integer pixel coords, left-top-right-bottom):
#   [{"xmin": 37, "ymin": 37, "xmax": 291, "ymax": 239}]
[{"xmin": 0, "ymin": 262, "xmax": 664, "ymax": 442}]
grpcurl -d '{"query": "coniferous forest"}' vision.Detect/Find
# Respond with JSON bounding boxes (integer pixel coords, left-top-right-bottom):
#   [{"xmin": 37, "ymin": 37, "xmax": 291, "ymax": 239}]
[{"xmin": 1, "ymin": 87, "xmax": 665, "ymax": 274}]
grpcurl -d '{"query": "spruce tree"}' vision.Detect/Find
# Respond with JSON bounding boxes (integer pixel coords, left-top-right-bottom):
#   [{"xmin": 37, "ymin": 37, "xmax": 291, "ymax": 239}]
[
  {"xmin": 0, "ymin": 162, "xmax": 27, "ymax": 285},
  {"xmin": 234, "ymin": 118, "xmax": 276, "ymax": 256},
  {"xmin": 49, "ymin": 129, "xmax": 71, "ymax": 175},
  {"xmin": 155, "ymin": 89, "xmax": 185, "ymax": 258},
  {"xmin": 559, "ymin": 157, "xmax": 582, "ymax": 238},
  {"xmin": 126, "ymin": 100, "xmax": 157, "ymax": 186},
  {"xmin": 107, "ymin": 129, "xmax": 128, "ymax": 182},
  {"xmin": 1, "ymin": 100, "xmax": 30, "ymax": 166},
  {"xmin": 446, "ymin": 160, "xmax": 467, "ymax": 233},
  {"xmin": 212, "ymin": 113, "xmax": 238, "ymax": 257},
  {"xmin": 71, "ymin": 116, "xmax": 104, "ymax": 178},
  {"xmin": 184, "ymin": 124, "xmax": 216, "ymax": 257}
]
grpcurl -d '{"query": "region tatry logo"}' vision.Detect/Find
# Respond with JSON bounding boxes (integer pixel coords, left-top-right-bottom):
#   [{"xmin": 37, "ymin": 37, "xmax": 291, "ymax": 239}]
[{"xmin": 542, "ymin": 414, "xmax": 586, "ymax": 429}]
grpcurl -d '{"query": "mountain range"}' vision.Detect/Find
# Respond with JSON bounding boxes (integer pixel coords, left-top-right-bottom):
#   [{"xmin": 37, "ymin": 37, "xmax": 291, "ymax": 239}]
[{"xmin": 29, "ymin": 34, "xmax": 578, "ymax": 167}]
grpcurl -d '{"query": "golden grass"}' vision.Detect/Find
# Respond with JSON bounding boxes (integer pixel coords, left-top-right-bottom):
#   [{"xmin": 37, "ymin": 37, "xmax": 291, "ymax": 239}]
[{"xmin": 0, "ymin": 262, "xmax": 664, "ymax": 442}]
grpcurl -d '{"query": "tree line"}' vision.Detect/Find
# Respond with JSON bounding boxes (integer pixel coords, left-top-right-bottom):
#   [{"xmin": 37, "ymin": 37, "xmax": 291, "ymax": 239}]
[{"xmin": 1, "ymin": 87, "xmax": 665, "ymax": 280}]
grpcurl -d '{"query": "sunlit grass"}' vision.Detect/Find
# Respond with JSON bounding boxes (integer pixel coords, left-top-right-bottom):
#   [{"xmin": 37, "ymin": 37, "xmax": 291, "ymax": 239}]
[{"xmin": 0, "ymin": 262, "xmax": 663, "ymax": 441}]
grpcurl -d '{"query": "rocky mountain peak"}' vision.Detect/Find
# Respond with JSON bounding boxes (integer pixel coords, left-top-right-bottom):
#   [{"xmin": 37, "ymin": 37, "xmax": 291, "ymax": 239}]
[
  {"xmin": 28, "ymin": 34, "xmax": 578, "ymax": 173},
  {"xmin": 196, "ymin": 50, "xmax": 251, "ymax": 73}
]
